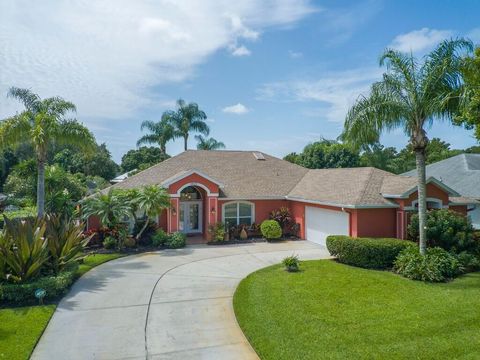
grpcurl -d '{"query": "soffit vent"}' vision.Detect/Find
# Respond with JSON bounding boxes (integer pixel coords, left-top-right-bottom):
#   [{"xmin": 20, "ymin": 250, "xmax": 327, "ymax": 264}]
[{"xmin": 253, "ymin": 152, "xmax": 265, "ymax": 160}]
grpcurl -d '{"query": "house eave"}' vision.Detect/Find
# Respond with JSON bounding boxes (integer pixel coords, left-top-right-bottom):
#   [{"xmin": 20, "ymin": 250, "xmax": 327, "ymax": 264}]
[{"xmin": 285, "ymin": 196, "xmax": 399, "ymax": 209}]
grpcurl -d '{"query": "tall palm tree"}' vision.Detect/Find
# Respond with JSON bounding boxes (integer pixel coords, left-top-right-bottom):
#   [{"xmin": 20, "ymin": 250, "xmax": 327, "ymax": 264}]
[
  {"xmin": 341, "ymin": 39, "xmax": 472, "ymax": 255},
  {"xmin": 137, "ymin": 115, "xmax": 174, "ymax": 154},
  {"xmin": 195, "ymin": 135, "xmax": 226, "ymax": 150},
  {"xmin": 1, "ymin": 87, "xmax": 96, "ymax": 217},
  {"xmin": 164, "ymin": 99, "xmax": 210, "ymax": 150}
]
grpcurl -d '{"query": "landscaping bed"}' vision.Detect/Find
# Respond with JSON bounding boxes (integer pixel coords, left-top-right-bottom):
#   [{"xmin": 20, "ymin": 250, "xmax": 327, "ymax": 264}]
[{"xmin": 234, "ymin": 259, "xmax": 480, "ymax": 360}]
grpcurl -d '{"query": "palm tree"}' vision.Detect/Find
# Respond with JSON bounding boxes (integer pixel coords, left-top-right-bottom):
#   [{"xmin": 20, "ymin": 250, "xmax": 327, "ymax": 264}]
[
  {"xmin": 137, "ymin": 115, "xmax": 174, "ymax": 154},
  {"xmin": 195, "ymin": 135, "xmax": 226, "ymax": 150},
  {"xmin": 164, "ymin": 99, "xmax": 210, "ymax": 150},
  {"xmin": 81, "ymin": 189, "xmax": 132, "ymax": 229},
  {"xmin": 133, "ymin": 185, "xmax": 171, "ymax": 240},
  {"xmin": 341, "ymin": 39, "xmax": 472, "ymax": 255},
  {"xmin": 1, "ymin": 87, "xmax": 96, "ymax": 217}
]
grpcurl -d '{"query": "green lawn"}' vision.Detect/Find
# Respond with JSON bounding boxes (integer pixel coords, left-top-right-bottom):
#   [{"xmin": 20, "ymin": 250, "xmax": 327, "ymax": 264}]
[
  {"xmin": 234, "ymin": 260, "xmax": 480, "ymax": 360},
  {"xmin": 0, "ymin": 252, "xmax": 124, "ymax": 360}
]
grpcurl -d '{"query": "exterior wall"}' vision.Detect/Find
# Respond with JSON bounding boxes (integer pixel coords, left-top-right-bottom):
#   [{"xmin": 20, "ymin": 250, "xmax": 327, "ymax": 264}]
[
  {"xmin": 449, "ymin": 205, "xmax": 468, "ymax": 216},
  {"xmin": 216, "ymin": 199, "xmax": 288, "ymax": 225},
  {"xmin": 397, "ymin": 183, "xmax": 450, "ymax": 209},
  {"xmin": 87, "ymin": 215, "xmax": 101, "ymax": 230},
  {"xmin": 353, "ymin": 208, "xmax": 397, "ymax": 238},
  {"xmin": 168, "ymin": 173, "xmax": 219, "ymax": 195}
]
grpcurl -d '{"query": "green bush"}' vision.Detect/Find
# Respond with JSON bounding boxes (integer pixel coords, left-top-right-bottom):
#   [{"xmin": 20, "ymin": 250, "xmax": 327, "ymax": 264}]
[
  {"xmin": 0, "ymin": 217, "xmax": 50, "ymax": 283},
  {"xmin": 151, "ymin": 229, "xmax": 169, "ymax": 247},
  {"xmin": 282, "ymin": 255, "xmax": 300, "ymax": 272},
  {"xmin": 456, "ymin": 251, "xmax": 480, "ymax": 273},
  {"xmin": 165, "ymin": 232, "xmax": 186, "ymax": 249},
  {"xmin": 407, "ymin": 209, "xmax": 478, "ymax": 253},
  {"xmin": 260, "ymin": 220, "xmax": 282, "ymax": 240},
  {"xmin": 208, "ymin": 222, "xmax": 226, "ymax": 242},
  {"xmin": 326, "ymin": 235, "xmax": 415, "ymax": 269},
  {"xmin": 0, "ymin": 269, "xmax": 76, "ymax": 305},
  {"xmin": 103, "ymin": 236, "xmax": 116, "ymax": 249},
  {"xmin": 394, "ymin": 247, "xmax": 461, "ymax": 282}
]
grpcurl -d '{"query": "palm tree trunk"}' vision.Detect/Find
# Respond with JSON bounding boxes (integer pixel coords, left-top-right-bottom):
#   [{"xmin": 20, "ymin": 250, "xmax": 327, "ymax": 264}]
[
  {"xmin": 37, "ymin": 159, "xmax": 46, "ymax": 217},
  {"xmin": 136, "ymin": 218, "xmax": 150, "ymax": 241},
  {"xmin": 415, "ymin": 148, "xmax": 427, "ymax": 255},
  {"xmin": 184, "ymin": 134, "xmax": 188, "ymax": 151}
]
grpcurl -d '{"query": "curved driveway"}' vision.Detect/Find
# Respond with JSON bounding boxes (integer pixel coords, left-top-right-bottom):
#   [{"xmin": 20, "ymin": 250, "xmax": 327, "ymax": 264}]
[{"xmin": 32, "ymin": 241, "xmax": 329, "ymax": 360}]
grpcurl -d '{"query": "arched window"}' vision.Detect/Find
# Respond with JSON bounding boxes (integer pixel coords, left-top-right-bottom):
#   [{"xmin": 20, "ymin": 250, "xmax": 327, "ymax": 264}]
[
  {"xmin": 180, "ymin": 186, "xmax": 202, "ymax": 201},
  {"xmin": 222, "ymin": 202, "xmax": 254, "ymax": 228}
]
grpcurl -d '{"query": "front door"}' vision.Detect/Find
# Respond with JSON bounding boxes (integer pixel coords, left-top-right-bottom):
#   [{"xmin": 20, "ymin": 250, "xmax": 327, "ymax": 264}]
[{"xmin": 179, "ymin": 201, "xmax": 202, "ymax": 233}]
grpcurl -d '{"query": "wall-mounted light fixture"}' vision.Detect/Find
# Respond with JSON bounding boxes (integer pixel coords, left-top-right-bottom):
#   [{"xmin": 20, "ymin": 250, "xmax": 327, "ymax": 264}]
[
  {"xmin": 172, "ymin": 207, "xmax": 177, "ymax": 216},
  {"xmin": 211, "ymin": 207, "xmax": 216, "ymax": 215}
]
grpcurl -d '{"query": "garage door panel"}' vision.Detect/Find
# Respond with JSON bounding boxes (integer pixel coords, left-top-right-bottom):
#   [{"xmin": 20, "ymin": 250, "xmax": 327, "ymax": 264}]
[{"xmin": 306, "ymin": 206, "xmax": 349, "ymax": 246}]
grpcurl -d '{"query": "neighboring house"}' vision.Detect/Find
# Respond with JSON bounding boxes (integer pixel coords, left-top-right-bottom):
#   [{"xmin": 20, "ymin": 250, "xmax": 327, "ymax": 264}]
[
  {"xmin": 88, "ymin": 150, "xmax": 476, "ymax": 245},
  {"xmin": 110, "ymin": 170, "xmax": 137, "ymax": 184},
  {"xmin": 403, "ymin": 153, "xmax": 480, "ymax": 229}
]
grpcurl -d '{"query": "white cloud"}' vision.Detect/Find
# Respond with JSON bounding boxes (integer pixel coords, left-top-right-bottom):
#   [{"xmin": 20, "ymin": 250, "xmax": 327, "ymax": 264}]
[
  {"xmin": 222, "ymin": 103, "xmax": 250, "ymax": 114},
  {"xmin": 256, "ymin": 68, "xmax": 381, "ymax": 122},
  {"xmin": 467, "ymin": 28, "xmax": 480, "ymax": 44},
  {"xmin": 389, "ymin": 28, "xmax": 453, "ymax": 53},
  {"xmin": 230, "ymin": 45, "xmax": 252, "ymax": 57},
  {"xmin": 0, "ymin": 0, "xmax": 315, "ymax": 121},
  {"xmin": 288, "ymin": 50, "xmax": 303, "ymax": 59}
]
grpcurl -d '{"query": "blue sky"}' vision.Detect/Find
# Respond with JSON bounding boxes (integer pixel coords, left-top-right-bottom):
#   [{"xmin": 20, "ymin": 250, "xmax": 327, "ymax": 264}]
[{"xmin": 1, "ymin": 0, "xmax": 479, "ymax": 162}]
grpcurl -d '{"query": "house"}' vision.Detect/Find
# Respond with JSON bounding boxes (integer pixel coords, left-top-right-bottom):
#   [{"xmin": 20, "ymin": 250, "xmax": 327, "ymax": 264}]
[
  {"xmin": 403, "ymin": 153, "xmax": 480, "ymax": 228},
  {"xmin": 88, "ymin": 150, "xmax": 477, "ymax": 245}
]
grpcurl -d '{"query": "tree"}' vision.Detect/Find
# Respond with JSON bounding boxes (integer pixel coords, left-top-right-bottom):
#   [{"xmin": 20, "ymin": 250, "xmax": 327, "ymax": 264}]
[
  {"xmin": 456, "ymin": 47, "xmax": 480, "ymax": 139},
  {"xmin": 195, "ymin": 135, "xmax": 225, "ymax": 150},
  {"xmin": 81, "ymin": 189, "xmax": 131, "ymax": 228},
  {"xmin": 137, "ymin": 116, "xmax": 175, "ymax": 154},
  {"xmin": 283, "ymin": 152, "xmax": 301, "ymax": 164},
  {"xmin": 164, "ymin": 99, "xmax": 210, "ymax": 150},
  {"xmin": 298, "ymin": 140, "xmax": 360, "ymax": 169},
  {"xmin": 359, "ymin": 143, "xmax": 398, "ymax": 172},
  {"xmin": 121, "ymin": 146, "xmax": 170, "ymax": 172},
  {"xmin": 0, "ymin": 88, "xmax": 96, "ymax": 216},
  {"xmin": 341, "ymin": 39, "xmax": 473, "ymax": 254},
  {"xmin": 133, "ymin": 185, "xmax": 170, "ymax": 240},
  {"xmin": 53, "ymin": 143, "xmax": 119, "ymax": 180}
]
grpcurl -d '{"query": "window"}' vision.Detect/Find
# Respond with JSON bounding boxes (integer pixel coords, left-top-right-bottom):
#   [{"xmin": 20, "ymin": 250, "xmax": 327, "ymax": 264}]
[
  {"xmin": 223, "ymin": 202, "xmax": 254, "ymax": 228},
  {"xmin": 180, "ymin": 186, "xmax": 201, "ymax": 200}
]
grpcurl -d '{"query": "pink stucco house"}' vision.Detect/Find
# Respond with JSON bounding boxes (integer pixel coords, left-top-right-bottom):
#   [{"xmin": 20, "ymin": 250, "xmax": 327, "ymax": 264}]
[{"xmin": 88, "ymin": 150, "xmax": 476, "ymax": 245}]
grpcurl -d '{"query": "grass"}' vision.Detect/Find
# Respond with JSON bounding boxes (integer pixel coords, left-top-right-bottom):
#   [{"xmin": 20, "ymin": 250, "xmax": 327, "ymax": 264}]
[
  {"xmin": 0, "ymin": 252, "xmax": 124, "ymax": 360},
  {"xmin": 233, "ymin": 260, "xmax": 480, "ymax": 360}
]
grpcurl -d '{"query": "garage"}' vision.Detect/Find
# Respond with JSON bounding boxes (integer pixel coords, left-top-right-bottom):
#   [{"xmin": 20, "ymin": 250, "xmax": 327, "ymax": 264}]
[{"xmin": 305, "ymin": 206, "xmax": 349, "ymax": 246}]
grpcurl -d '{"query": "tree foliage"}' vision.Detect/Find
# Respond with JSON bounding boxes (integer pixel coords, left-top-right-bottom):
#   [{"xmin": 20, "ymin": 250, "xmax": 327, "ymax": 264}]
[
  {"xmin": 195, "ymin": 135, "xmax": 225, "ymax": 150},
  {"xmin": 121, "ymin": 146, "xmax": 170, "ymax": 172},
  {"xmin": 295, "ymin": 140, "xmax": 360, "ymax": 169}
]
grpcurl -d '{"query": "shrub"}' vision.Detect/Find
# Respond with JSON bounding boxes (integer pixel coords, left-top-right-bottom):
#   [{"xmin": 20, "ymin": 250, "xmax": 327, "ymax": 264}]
[
  {"xmin": 103, "ymin": 236, "xmax": 117, "ymax": 249},
  {"xmin": 124, "ymin": 237, "xmax": 136, "ymax": 248},
  {"xmin": 260, "ymin": 220, "xmax": 282, "ymax": 240},
  {"xmin": 45, "ymin": 214, "xmax": 91, "ymax": 274},
  {"xmin": 407, "ymin": 209, "xmax": 478, "ymax": 253},
  {"xmin": 282, "ymin": 255, "xmax": 300, "ymax": 272},
  {"xmin": 326, "ymin": 235, "xmax": 415, "ymax": 269},
  {"xmin": 0, "ymin": 217, "xmax": 50, "ymax": 283},
  {"xmin": 394, "ymin": 247, "xmax": 461, "ymax": 282},
  {"xmin": 151, "ymin": 229, "xmax": 169, "ymax": 247},
  {"xmin": 208, "ymin": 222, "xmax": 226, "ymax": 242},
  {"xmin": 0, "ymin": 269, "xmax": 76, "ymax": 305},
  {"xmin": 165, "ymin": 232, "xmax": 186, "ymax": 249},
  {"xmin": 456, "ymin": 251, "xmax": 480, "ymax": 273},
  {"xmin": 270, "ymin": 207, "xmax": 293, "ymax": 235}
]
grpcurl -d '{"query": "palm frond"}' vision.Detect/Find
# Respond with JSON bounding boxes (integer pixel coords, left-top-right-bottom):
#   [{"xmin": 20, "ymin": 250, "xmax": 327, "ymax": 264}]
[{"xmin": 7, "ymin": 87, "xmax": 41, "ymax": 111}]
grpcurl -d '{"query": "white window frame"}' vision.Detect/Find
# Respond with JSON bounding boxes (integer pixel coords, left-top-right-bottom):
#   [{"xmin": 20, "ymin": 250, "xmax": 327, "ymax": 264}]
[{"xmin": 222, "ymin": 201, "xmax": 255, "ymax": 226}]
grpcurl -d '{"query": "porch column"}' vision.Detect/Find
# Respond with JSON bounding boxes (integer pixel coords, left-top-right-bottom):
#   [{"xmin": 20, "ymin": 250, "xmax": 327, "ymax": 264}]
[
  {"xmin": 396, "ymin": 210, "xmax": 406, "ymax": 239},
  {"xmin": 207, "ymin": 196, "xmax": 218, "ymax": 226},
  {"xmin": 168, "ymin": 197, "xmax": 180, "ymax": 233}
]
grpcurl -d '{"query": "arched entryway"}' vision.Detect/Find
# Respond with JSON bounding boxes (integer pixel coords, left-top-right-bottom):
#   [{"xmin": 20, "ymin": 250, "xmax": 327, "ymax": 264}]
[{"xmin": 179, "ymin": 186, "xmax": 204, "ymax": 234}]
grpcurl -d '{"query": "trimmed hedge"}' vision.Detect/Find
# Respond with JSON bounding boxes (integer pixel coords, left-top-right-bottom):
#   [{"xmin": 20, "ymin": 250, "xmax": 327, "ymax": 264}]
[
  {"xmin": 260, "ymin": 220, "xmax": 282, "ymax": 240},
  {"xmin": 326, "ymin": 235, "xmax": 415, "ymax": 269},
  {"xmin": 0, "ymin": 270, "xmax": 76, "ymax": 305}
]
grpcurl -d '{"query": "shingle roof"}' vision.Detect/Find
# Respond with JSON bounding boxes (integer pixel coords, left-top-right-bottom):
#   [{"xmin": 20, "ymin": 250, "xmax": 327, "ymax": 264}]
[
  {"xmin": 287, "ymin": 167, "xmax": 398, "ymax": 207},
  {"xmin": 402, "ymin": 154, "xmax": 480, "ymax": 198},
  {"xmin": 104, "ymin": 150, "xmax": 477, "ymax": 207},
  {"xmin": 108, "ymin": 150, "xmax": 308, "ymax": 198}
]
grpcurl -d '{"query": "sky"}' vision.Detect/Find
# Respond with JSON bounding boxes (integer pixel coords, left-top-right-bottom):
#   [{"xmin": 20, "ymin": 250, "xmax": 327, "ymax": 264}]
[{"xmin": 1, "ymin": 0, "xmax": 479, "ymax": 162}]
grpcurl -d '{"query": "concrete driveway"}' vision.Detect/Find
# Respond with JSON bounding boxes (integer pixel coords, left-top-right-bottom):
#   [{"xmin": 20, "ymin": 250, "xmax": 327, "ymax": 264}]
[{"xmin": 32, "ymin": 241, "xmax": 329, "ymax": 360}]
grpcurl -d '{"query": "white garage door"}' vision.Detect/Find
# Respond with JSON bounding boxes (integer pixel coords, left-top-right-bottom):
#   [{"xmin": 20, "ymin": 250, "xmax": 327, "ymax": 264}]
[{"xmin": 305, "ymin": 206, "xmax": 349, "ymax": 246}]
